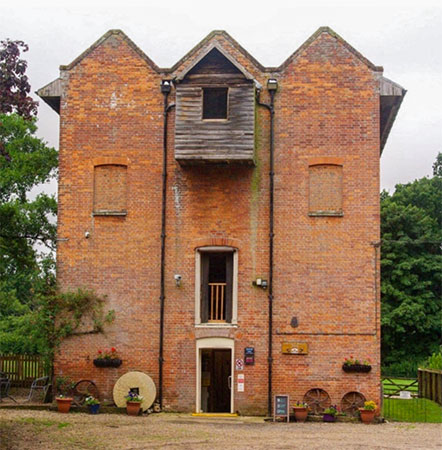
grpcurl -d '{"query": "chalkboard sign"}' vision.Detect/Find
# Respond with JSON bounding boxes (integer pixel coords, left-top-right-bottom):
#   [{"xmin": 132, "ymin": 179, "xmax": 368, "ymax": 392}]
[{"xmin": 274, "ymin": 395, "xmax": 290, "ymax": 422}]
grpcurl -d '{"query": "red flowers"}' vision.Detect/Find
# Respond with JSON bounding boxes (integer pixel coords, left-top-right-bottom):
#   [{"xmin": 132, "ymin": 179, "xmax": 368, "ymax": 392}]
[{"xmin": 96, "ymin": 348, "xmax": 119, "ymax": 360}]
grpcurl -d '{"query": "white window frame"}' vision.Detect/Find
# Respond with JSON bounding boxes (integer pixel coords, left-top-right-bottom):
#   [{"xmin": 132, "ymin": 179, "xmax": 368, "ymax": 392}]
[{"xmin": 194, "ymin": 246, "xmax": 238, "ymax": 326}]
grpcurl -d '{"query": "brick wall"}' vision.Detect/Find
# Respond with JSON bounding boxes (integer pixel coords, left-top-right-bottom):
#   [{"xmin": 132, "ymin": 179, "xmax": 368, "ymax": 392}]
[{"xmin": 54, "ymin": 29, "xmax": 381, "ymax": 414}]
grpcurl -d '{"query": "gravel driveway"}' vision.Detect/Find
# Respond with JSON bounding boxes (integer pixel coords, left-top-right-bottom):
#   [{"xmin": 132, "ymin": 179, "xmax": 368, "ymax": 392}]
[{"xmin": 0, "ymin": 409, "xmax": 440, "ymax": 449}]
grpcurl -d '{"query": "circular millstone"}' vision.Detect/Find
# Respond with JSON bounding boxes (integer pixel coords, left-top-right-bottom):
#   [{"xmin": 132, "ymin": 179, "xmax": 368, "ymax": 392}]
[{"xmin": 113, "ymin": 371, "xmax": 156, "ymax": 411}]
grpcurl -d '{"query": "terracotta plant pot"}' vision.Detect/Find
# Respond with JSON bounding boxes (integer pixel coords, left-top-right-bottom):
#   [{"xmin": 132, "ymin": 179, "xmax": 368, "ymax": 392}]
[
  {"xmin": 322, "ymin": 414, "xmax": 336, "ymax": 422},
  {"xmin": 56, "ymin": 397, "xmax": 73, "ymax": 413},
  {"xmin": 126, "ymin": 401, "xmax": 142, "ymax": 416},
  {"xmin": 293, "ymin": 407, "xmax": 308, "ymax": 422},
  {"xmin": 359, "ymin": 408, "xmax": 375, "ymax": 424}
]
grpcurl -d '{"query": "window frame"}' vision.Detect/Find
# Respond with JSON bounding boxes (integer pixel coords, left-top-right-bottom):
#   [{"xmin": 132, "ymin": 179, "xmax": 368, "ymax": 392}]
[
  {"xmin": 201, "ymin": 87, "xmax": 229, "ymax": 121},
  {"xmin": 195, "ymin": 246, "xmax": 238, "ymax": 326}
]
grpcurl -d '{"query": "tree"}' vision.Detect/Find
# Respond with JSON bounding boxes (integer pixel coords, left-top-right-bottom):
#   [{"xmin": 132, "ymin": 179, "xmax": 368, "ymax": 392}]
[
  {"xmin": 0, "ymin": 39, "xmax": 38, "ymax": 119},
  {"xmin": 0, "ymin": 113, "xmax": 57, "ymax": 353},
  {"xmin": 381, "ymin": 154, "xmax": 442, "ymax": 376}
]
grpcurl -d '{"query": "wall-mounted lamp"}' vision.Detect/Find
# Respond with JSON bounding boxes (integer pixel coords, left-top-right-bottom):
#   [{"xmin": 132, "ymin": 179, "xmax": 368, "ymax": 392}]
[
  {"xmin": 174, "ymin": 274, "xmax": 182, "ymax": 287},
  {"xmin": 267, "ymin": 78, "xmax": 278, "ymax": 91},
  {"xmin": 253, "ymin": 278, "xmax": 268, "ymax": 290},
  {"xmin": 161, "ymin": 80, "xmax": 172, "ymax": 93}
]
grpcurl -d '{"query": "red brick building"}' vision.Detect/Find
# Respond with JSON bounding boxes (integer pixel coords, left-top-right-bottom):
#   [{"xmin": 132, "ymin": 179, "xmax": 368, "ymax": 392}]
[{"xmin": 38, "ymin": 27, "xmax": 405, "ymax": 415}]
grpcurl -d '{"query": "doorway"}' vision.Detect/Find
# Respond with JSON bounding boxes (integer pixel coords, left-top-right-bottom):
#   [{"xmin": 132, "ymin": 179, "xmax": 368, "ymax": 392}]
[{"xmin": 200, "ymin": 349, "xmax": 232, "ymax": 413}]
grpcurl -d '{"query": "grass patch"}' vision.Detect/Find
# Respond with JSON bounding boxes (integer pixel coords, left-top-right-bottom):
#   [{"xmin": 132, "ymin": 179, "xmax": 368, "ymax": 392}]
[
  {"xmin": 383, "ymin": 398, "xmax": 442, "ymax": 423},
  {"xmin": 19, "ymin": 417, "xmax": 70, "ymax": 430}
]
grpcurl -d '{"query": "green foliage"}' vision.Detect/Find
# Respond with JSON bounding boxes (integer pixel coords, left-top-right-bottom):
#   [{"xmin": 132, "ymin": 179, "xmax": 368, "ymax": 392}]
[
  {"xmin": 0, "ymin": 113, "xmax": 57, "ymax": 355},
  {"xmin": 29, "ymin": 287, "xmax": 114, "ymax": 366},
  {"xmin": 420, "ymin": 350, "xmax": 442, "ymax": 371},
  {"xmin": 381, "ymin": 154, "xmax": 442, "ymax": 374}
]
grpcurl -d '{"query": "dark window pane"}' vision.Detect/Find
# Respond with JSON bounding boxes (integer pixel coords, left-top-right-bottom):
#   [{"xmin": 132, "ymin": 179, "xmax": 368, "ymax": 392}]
[{"xmin": 203, "ymin": 88, "xmax": 228, "ymax": 119}]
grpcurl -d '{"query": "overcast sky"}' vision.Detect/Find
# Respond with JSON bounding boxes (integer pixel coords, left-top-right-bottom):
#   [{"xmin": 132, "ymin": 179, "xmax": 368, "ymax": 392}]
[{"xmin": 2, "ymin": 0, "xmax": 441, "ymax": 194}]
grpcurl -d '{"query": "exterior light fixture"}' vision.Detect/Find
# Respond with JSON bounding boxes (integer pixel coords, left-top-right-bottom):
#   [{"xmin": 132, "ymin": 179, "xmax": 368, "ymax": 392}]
[
  {"xmin": 161, "ymin": 80, "xmax": 172, "ymax": 93},
  {"xmin": 267, "ymin": 78, "xmax": 278, "ymax": 91}
]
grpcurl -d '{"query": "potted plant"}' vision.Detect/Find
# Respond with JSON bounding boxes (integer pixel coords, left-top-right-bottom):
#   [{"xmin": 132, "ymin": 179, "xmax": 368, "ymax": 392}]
[
  {"xmin": 342, "ymin": 356, "xmax": 372, "ymax": 373},
  {"xmin": 84, "ymin": 395, "xmax": 100, "ymax": 414},
  {"xmin": 125, "ymin": 391, "xmax": 143, "ymax": 416},
  {"xmin": 93, "ymin": 347, "xmax": 122, "ymax": 368},
  {"xmin": 293, "ymin": 401, "xmax": 309, "ymax": 422},
  {"xmin": 323, "ymin": 405, "xmax": 338, "ymax": 422},
  {"xmin": 359, "ymin": 400, "xmax": 377, "ymax": 424},
  {"xmin": 56, "ymin": 394, "xmax": 73, "ymax": 413},
  {"xmin": 55, "ymin": 376, "xmax": 75, "ymax": 413}
]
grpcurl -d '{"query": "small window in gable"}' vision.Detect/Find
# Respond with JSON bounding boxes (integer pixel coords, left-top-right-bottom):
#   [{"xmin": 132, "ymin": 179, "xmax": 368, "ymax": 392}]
[
  {"xmin": 93, "ymin": 164, "xmax": 127, "ymax": 215},
  {"xmin": 202, "ymin": 88, "xmax": 228, "ymax": 120},
  {"xmin": 309, "ymin": 164, "xmax": 343, "ymax": 216}
]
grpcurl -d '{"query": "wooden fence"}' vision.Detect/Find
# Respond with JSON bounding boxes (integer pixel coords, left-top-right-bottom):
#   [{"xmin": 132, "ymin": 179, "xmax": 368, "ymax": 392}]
[
  {"xmin": 418, "ymin": 368, "xmax": 442, "ymax": 405},
  {"xmin": 0, "ymin": 354, "xmax": 49, "ymax": 388}
]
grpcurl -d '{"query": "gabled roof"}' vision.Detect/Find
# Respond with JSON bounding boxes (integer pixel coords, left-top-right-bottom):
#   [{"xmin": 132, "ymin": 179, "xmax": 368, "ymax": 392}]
[
  {"xmin": 279, "ymin": 26, "xmax": 383, "ymax": 72},
  {"xmin": 167, "ymin": 30, "xmax": 268, "ymax": 75},
  {"xmin": 175, "ymin": 43, "xmax": 261, "ymax": 87},
  {"xmin": 59, "ymin": 29, "xmax": 160, "ymax": 72}
]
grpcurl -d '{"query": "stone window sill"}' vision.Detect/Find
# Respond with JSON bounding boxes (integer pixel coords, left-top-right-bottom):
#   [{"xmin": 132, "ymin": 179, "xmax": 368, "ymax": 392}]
[
  {"xmin": 195, "ymin": 323, "xmax": 238, "ymax": 328},
  {"xmin": 93, "ymin": 210, "xmax": 127, "ymax": 217}
]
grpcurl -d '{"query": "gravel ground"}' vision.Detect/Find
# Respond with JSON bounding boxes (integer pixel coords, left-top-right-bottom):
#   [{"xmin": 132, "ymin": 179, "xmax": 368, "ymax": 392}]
[{"xmin": 0, "ymin": 409, "xmax": 440, "ymax": 450}]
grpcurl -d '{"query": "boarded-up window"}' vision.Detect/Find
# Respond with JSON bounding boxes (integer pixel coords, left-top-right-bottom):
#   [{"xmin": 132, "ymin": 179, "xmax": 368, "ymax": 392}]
[
  {"xmin": 93, "ymin": 164, "xmax": 127, "ymax": 214},
  {"xmin": 309, "ymin": 164, "xmax": 343, "ymax": 216}
]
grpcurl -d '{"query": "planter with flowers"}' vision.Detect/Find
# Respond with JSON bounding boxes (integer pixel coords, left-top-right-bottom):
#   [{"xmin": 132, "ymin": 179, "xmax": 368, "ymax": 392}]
[
  {"xmin": 359, "ymin": 401, "xmax": 377, "ymax": 424},
  {"xmin": 125, "ymin": 391, "xmax": 143, "ymax": 416},
  {"xmin": 342, "ymin": 356, "xmax": 372, "ymax": 373},
  {"xmin": 56, "ymin": 395, "xmax": 73, "ymax": 413},
  {"xmin": 84, "ymin": 395, "xmax": 100, "ymax": 414},
  {"xmin": 93, "ymin": 348, "xmax": 122, "ymax": 368},
  {"xmin": 293, "ymin": 401, "xmax": 309, "ymax": 422},
  {"xmin": 323, "ymin": 405, "xmax": 338, "ymax": 422}
]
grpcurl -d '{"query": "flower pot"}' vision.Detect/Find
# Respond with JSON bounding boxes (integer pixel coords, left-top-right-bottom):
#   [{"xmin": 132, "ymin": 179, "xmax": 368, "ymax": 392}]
[
  {"xmin": 88, "ymin": 403, "xmax": 100, "ymax": 414},
  {"xmin": 322, "ymin": 414, "xmax": 336, "ymax": 422},
  {"xmin": 342, "ymin": 364, "xmax": 371, "ymax": 373},
  {"xmin": 56, "ymin": 397, "xmax": 73, "ymax": 413},
  {"xmin": 93, "ymin": 358, "xmax": 122, "ymax": 368},
  {"xmin": 126, "ymin": 401, "xmax": 142, "ymax": 416},
  {"xmin": 359, "ymin": 409, "xmax": 375, "ymax": 424},
  {"xmin": 293, "ymin": 407, "xmax": 308, "ymax": 422}
]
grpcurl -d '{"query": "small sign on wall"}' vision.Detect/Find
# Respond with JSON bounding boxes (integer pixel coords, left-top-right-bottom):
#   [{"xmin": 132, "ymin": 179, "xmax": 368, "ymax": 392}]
[
  {"xmin": 237, "ymin": 374, "xmax": 244, "ymax": 392},
  {"xmin": 235, "ymin": 358, "xmax": 244, "ymax": 371},
  {"xmin": 281, "ymin": 342, "xmax": 308, "ymax": 355},
  {"xmin": 244, "ymin": 347, "xmax": 255, "ymax": 365}
]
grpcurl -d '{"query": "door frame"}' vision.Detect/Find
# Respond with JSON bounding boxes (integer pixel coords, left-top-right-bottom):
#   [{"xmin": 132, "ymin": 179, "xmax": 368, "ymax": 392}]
[{"xmin": 196, "ymin": 337, "xmax": 234, "ymax": 413}]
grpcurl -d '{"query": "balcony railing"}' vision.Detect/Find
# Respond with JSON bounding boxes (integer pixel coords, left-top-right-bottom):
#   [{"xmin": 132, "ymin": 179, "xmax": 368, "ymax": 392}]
[{"xmin": 208, "ymin": 282, "xmax": 226, "ymax": 322}]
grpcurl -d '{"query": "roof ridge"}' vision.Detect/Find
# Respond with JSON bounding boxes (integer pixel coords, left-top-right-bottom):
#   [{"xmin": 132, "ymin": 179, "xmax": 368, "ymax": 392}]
[{"xmin": 60, "ymin": 29, "xmax": 160, "ymax": 72}]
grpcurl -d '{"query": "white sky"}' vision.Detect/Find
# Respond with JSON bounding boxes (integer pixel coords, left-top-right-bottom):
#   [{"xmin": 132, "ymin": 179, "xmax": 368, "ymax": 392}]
[{"xmin": 2, "ymin": 0, "xmax": 441, "ymax": 194}]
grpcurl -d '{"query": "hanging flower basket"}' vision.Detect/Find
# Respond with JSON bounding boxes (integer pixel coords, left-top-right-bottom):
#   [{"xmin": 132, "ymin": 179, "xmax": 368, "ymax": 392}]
[
  {"xmin": 342, "ymin": 364, "xmax": 371, "ymax": 373},
  {"xmin": 93, "ymin": 358, "xmax": 122, "ymax": 368}
]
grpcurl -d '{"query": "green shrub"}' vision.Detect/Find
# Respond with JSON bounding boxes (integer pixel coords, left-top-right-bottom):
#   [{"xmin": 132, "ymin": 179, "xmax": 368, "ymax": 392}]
[{"xmin": 420, "ymin": 349, "xmax": 442, "ymax": 371}]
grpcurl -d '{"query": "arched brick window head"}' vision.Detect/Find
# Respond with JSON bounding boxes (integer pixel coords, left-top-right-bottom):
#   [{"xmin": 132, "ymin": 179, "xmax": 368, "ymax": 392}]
[{"xmin": 93, "ymin": 164, "xmax": 127, "ymax": 215}]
